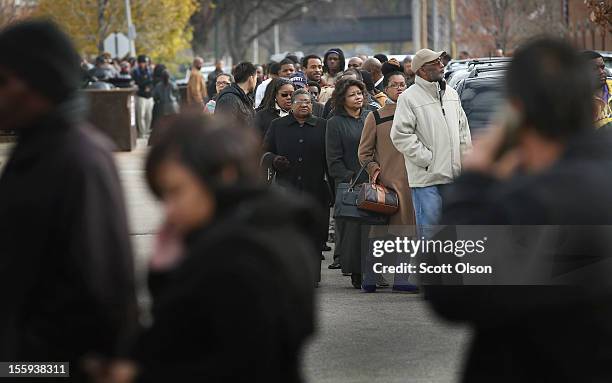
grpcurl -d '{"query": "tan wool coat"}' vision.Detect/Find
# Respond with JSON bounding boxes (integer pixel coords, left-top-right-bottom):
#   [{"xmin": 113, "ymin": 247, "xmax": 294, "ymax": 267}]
[{"xmin": 358, "ymin": 103, "xmax": 416, "ymax": 228}]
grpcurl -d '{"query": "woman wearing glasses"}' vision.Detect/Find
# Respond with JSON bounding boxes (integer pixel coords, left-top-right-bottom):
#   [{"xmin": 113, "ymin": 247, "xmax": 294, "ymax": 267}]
[
  {"xmin": 262, "ymin": 89, "xmax": 330, "ymax": 277},
  {"xmin": 254, "ymin": 78, "xmax": 295, "ymax": 138}
]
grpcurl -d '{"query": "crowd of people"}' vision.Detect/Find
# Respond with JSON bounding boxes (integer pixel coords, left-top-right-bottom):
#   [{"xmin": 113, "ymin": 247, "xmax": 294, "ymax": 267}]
[{"xmin": 1, "ymin": 16, "xmax": 612, "ymax": 383}]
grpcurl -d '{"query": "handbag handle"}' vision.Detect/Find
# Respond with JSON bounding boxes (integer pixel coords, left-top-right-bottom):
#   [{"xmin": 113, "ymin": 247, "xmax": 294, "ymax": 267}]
[
  {"xmin": 349, "ymin": 160, "xmax": 372, "ymax": 190},
  {"xmin": 371, "ymin": 169, "xmax": 380, "ymax": 185}
]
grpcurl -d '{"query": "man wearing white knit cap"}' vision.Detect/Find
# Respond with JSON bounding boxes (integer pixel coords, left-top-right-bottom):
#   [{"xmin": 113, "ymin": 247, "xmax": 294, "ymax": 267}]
[{"xmin": 391, "ymin": 49, "xmax": 472, "ymax": 236}]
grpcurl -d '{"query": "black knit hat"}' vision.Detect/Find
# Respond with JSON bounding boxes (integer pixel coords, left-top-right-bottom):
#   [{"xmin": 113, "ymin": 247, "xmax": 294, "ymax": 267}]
[{"xmin": 0, "ymin": 19, "xmax": 81, "ymax": 103}]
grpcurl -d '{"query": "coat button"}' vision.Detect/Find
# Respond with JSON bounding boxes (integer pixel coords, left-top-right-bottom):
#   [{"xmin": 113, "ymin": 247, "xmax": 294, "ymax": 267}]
[
  {"xmin": 299, "ymin": 139, "xmax": 304, "ymax": 143},
  {"xmin": 297, "ymin": 176, "xmax": 302, "ymax": 181}
]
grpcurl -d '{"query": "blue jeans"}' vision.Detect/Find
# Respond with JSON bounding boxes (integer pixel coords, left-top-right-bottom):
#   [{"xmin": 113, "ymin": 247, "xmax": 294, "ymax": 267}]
[{"xmin": 411, "ymin": 185, "xmax": 443, "ymax": 239}]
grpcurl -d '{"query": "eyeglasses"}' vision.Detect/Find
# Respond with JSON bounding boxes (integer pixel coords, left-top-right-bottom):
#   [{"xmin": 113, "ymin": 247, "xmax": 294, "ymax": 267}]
[
  {"xmin": 216, "ymin": 81, "xmax": 230, "ymax": 86},
  {"xmin": 293, "ymin": 99, "xmax": 312, "ymax": 105},
  {"xmin": 423, "ymin": 58, "xmax": 443, "ymax": 67},
  {"xmin": 387, "ymin": 82, "xmax": 407, "ymax": 89},
  {"xmin": 279, "ymin": 92, "xmax": 293, "ymax": 98}
]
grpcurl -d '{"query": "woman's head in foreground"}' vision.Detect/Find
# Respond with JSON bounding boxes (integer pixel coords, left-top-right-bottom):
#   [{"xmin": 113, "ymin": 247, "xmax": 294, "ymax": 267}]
[{"xmin": 146, "ymin": 114, "xmax": 260, "ymax": 234}]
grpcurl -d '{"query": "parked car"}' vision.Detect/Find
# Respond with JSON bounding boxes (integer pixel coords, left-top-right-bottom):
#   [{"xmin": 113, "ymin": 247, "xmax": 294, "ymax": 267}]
[
  {"xmin": 448, "ymin": 57, "xmax": 511, "ymax": 89},
  {"xmin": 455, "ymin": 67, "xmax": 506, "ymax": 133},
  {"xmin": 597, "ymin": 51, "xmax": 612, "ymax": 71}
]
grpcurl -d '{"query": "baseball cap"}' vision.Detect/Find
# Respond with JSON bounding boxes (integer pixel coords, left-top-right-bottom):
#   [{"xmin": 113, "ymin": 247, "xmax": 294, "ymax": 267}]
[{"xmin": 411, "ymin": 49, "xmax": 445, "ymax": 73}]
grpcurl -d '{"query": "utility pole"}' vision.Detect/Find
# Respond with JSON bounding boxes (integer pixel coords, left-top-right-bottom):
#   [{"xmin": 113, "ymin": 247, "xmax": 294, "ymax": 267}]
[
  {"xmin": 421, "ymin": 0, "xmax": 428, "ymax": 49},
  {"xmin": 274, "ymin": 24, "xmax": 280, "ymax": 55},
  {"xmin": 253, "ymin": 13, "xmax": 259, "ymax": 64},
  {"xmin": 450, "ymin": 0, "xmax": 456, "ymax": 57},
  {"xmin": 412, "ymin": 0, "xmax": 421, "ymax": 51},
  {"xmin": 124, "ymin": 0, "xmax": 136, "ymax": 56}
]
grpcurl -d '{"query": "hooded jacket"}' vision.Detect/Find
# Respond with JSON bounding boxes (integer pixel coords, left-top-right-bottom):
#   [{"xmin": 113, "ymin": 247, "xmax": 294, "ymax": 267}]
[{"xmin": 391, "ymin": 75, "xmax": 472, "ymax": 188}]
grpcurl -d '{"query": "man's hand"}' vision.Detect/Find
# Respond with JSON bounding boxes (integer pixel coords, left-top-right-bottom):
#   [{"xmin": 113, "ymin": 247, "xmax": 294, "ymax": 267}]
[
  {"xmin": 272, "ymin": 155, "xmax": 291, "ymax": 171},
  {"xmin": 463, "ymin": 126, "xmax": 523, "ymax": 180}
]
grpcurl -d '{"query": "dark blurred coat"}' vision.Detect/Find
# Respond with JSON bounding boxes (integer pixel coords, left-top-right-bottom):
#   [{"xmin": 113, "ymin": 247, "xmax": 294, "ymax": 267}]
[
  {"xmin": 0, "ymin": 100, "xmax": 138, "ymax": 379},
  {"xmin": 426, "ymin": 130, "xmax": 612, "ymax": 382},
  {"xmin": 134, "ymin": 187, "xmax": 319, "ymax": 383}
]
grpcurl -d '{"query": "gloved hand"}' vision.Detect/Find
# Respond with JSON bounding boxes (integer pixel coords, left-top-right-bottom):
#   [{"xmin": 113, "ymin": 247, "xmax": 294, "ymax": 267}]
[{"xmin": 273, "ymin": 155, "xmax": 291, "ymax": 171}]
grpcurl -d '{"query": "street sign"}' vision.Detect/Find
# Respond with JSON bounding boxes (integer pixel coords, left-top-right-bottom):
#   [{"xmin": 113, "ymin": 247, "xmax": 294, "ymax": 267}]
[{"xmin": 103, "ymin": 32, "xmax": 130, "ymax": 58}]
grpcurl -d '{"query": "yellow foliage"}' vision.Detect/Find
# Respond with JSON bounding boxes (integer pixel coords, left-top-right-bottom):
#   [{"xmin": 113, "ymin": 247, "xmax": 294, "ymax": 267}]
[{"xmin": 35, "ymin": 0, "xmax": 197, "ymax": 63}]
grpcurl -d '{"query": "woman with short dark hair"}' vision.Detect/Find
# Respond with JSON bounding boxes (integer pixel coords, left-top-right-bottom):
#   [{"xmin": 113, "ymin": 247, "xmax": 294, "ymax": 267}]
[
  {"xmin": 326, "ymin": 79, "xmax": 370, "ymax": 287},
  {"xmin": 122, "ymin": 115, "xmax": 319, "ymax": 382}
]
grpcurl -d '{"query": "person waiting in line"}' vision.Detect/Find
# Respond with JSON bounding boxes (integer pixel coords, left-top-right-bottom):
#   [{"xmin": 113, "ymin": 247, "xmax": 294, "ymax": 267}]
[
  {"xmin": 204, "ymin": 72, "xmax": 232, "ymax": 114},
  {"xmin": 263, "ymin": 88, "xmax": 330, "ymax": 277},
  {"xmin": 322, "ymin": 48, "xmax": 345, "ymax": 87},
  {"xmin": 362, "ymin": 58, "xmax": 384, "ymax": 93},
  {"xmin": 326, "ymin": 79, "xmax": 370, "ymax": 287},
  {"xmin": 307, "ymin": 80, "xmax": 325, "ymax": 118},
  {"xmin": 347, "ymin": 57, "xmax": 364, "ymax": 70},
  {"xmin": 215, "ymin": 61, "xmax": 258, "ymax": 128},
  {"xmin": 322, "ymin": 68, "xmax": 363, "ymax": 119},
  {"xmin": 302, "ymin": 54, "xmax": 323, "ymax": 85},
  {"xmin": 360, "ymin": 70, "xmax": 385, "ymax": 109},
  {"xmin": 254, "ymin": 78, "xmax": 294, "ymax": 138},
  {"xmin": 319, "ymin": 48, "xmax": 346, "ymax": 105},
  {"xmin": 254, "ymin": 61, "xmax": 280, "ymax": 108},
  {"xmin": 358, "ymin": 71, "xmax": 417, "ymax": 293},
  {"xmin": 278, "ymin": 57, "xmax": 296, "ymax": 79}
]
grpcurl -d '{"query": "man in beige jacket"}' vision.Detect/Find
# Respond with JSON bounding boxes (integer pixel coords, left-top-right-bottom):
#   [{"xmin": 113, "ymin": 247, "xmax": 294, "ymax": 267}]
[
  {"xmin": 391, "ymin": 49, "xmax": 471, "ymax": 235},
  {"xmin": 186, "ymin": 57, "xmax": 207, "ymax": 109}
]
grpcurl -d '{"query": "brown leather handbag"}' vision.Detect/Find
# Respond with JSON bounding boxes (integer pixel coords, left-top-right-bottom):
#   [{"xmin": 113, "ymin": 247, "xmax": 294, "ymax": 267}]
[{"xmin": 356, "ymin": 167, "xmax": 399, "ymax": 215}]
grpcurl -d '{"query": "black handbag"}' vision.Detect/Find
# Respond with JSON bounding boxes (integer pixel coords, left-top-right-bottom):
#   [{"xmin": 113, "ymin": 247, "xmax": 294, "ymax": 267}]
[{"xmin": 333, "ymin": 163, "xmax": 389, "ymax": 225}]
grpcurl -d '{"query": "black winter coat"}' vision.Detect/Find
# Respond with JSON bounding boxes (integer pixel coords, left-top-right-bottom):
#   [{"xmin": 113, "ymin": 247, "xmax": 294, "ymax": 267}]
[
  {"xmin": 215, "ymin": 83, "xmax": 255, "ymax": 128},
  {"xmin": 134, "ymin": 187, "xmax": 320, "ymax": 383},
  {"xmin": 426, "ymin": 130, "xmax": 612, "ymax": 383},
  {"xmin": 325, "ymin": 108, "xmax": 370, "ymax": 184},
  {"xmin": 254, "ymin": 107, "xmax": 281, "ymax": 138},
  {"xmin": 0, "ymin": 101, "xmax": 138, "ymax": 380},
  {"xmin": 263, "ymin": 114, "xmax": 330, "ymax": 208}
]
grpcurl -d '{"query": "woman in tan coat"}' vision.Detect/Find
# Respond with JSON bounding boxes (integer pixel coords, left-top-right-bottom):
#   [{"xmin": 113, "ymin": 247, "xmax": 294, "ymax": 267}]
[
  {"xmin": 358, "ymin": 71, "xmax": 416, "ymax": 228},
  {"xmin": 358, "ymin": 71, "xmax": 417, "ymax": 293}
]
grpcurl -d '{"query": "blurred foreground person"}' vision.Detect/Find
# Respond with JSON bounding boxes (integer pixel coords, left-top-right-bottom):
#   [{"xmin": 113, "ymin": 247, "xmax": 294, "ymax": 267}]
[
  {"xmin": 121, "ymin": 115, "xmax": 318, "ymax": 382},
  {"xmin": 0, "ymin": 20, "xmax": 137, "ymax": 380},
  {"xmin": 426, "ymin": 38, "xmax": 612, "ymax": 382}
]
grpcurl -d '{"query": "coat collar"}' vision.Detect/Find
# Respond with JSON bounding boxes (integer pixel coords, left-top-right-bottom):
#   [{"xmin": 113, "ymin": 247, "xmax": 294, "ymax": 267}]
[
  {"xmin": 415, "ymin": 75, "xmax": 441, "ymax": 99},
  {"xmin": 288, "ymin": 113, "xmax": 318, "ymax": 126}
]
